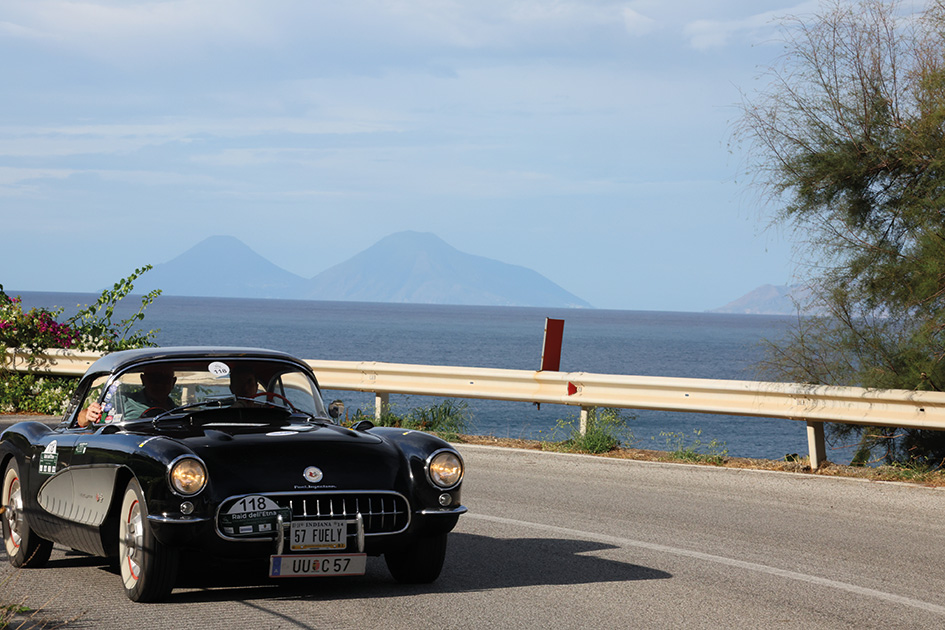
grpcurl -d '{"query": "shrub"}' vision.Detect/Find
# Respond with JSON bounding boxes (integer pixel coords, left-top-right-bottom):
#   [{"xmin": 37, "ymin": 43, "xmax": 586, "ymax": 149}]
[
  {"xmin": 0, "ymin": 296, "xmax": 77, "ymax": 354},
  {"xmin": 403, "ymin": 400, "xmax": 470, "ymax": 439},
  {"xmin": 0, "ymin": 267, "xmax": 161, "ymax": 414},
  {"xmin": 544, "ymin": 407, "xmax": 635, "ymax": 454},
  {"xmin": 0, "ymin": 374, "xmax": 74, "ymax": 415}
]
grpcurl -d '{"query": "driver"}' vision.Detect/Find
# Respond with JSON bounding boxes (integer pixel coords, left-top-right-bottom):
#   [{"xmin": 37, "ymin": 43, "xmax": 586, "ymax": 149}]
[
  {"xmin": 121, "ymin": 366, "xmax": 178, "ymax": 419},
  {"xmin": 77, "ymin": 401, "xmax": 103, "ymax": 427},
  {"xmin": 78, "ymin": 366, "xmax": 177, "ymax": 426}
]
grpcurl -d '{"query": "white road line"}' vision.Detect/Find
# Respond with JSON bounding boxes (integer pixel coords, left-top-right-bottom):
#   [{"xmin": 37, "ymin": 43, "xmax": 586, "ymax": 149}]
[{"xmin": 467, "ymin": 513, "xmax": 945, "ymax": 616}]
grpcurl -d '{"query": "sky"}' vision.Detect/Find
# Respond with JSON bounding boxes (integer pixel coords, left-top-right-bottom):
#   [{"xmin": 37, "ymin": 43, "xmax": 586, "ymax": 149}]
[{"xmin": 0, "ymin": 0, "xmax": 837, "ymax": 311}]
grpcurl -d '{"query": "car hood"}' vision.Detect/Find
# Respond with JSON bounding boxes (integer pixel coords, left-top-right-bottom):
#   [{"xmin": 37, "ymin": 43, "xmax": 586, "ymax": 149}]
[{"xmin": 174, "ymin": 423, "xmax": 407, "ymax": 495}]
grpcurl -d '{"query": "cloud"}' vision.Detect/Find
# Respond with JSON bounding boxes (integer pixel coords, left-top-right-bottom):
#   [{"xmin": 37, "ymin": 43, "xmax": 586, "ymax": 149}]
[
  {"xmin": 2, "ymin": 0, "xmax": 651, "ymax": 72},
  {"xmin": 622, "ymin": 7, "xmax": 657, "ymax": 37},
  {"xmin": 682, "ymin": 2, "xmax": 819, "ymax": 51},
  {"xmin": 0, "ymin": 166, "xmax": 76, "ymax": 190},
  {"xmin": 2, "ymin": 0, "xmax": 278, "ymax": 57},
  {"xmin": 0, "ymin": 165, "xmax": 223, "ymax": 196},
  {"xmin": 0, "ymin": 114, "xmax": 403, "ymax": 160}
]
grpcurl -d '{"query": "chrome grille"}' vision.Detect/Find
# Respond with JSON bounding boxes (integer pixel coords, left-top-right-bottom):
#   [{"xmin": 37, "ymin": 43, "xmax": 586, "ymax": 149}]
[{"xmin": 219, "ymin": 491, "xmax": 410, "ymax": 536}]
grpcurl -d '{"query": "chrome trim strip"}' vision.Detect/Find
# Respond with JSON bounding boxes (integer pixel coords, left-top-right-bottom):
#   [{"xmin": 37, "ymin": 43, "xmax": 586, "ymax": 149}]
[
  {"xmin": 147, "ymin": 514, "xmax": 212, "ymax": 524},
  {"xmin": 420, "ymin": 505, "xmax": 468, "ymax": 516}
]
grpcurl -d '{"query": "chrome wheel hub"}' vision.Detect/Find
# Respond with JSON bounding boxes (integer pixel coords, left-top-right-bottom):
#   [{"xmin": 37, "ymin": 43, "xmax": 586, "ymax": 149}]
[{"xmin": 123, "ymin": 503, "xmax": 143, "ymax": 578}]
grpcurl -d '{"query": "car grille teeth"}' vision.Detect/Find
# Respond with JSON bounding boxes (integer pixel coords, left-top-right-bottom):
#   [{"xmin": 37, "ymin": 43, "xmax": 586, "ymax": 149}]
[{"xmin": 287, "ymin": 494, "xmax": 408, "ymax": 533}]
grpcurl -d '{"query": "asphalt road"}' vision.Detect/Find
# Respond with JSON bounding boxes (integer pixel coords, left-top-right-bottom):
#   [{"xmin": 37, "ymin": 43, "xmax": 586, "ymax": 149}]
[{"xmin": 2, "ymin": 419, "xmax": 945, "ymax": 629}]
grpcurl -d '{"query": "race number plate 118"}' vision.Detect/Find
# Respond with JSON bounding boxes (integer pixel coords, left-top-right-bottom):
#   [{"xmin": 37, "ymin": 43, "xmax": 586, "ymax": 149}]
[{"xmin": 269, "ymin": 554, "xmax": 366, "ymax": 578}]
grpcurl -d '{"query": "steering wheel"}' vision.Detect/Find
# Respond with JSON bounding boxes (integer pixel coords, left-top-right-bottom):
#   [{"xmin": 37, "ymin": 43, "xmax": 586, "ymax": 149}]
[
  {"xmin": 250, "ymin": 392, "xmax": 297, "ymax": 411},
  {"xmin": 141, "ymin": 407, "xmax": 167, "ymax": 418}
]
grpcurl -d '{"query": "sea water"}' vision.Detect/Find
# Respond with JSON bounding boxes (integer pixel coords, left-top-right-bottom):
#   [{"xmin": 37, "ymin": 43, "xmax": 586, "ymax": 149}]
[{"xmin": 13, "ymin": 292, "xmax": 827, "ymax": 462}]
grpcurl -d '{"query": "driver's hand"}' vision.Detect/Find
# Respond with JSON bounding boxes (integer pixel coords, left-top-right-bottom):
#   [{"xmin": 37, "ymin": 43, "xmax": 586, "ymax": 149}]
[{"xmin": 83, "ymin": 402, "xmax": 103, "ymax": 426}]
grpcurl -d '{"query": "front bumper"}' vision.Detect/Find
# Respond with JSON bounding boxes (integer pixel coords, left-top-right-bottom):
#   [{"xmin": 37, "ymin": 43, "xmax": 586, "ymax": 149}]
[{"xmin": 147, "ymin": 498, "xmax": 466, "ymax": 557}]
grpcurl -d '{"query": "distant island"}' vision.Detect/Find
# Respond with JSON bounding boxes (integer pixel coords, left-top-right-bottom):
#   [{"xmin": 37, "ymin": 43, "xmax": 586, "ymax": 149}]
[
  {"xmin": 134, "ymin": 231, "xmax": 592, "ymax": 309},
  {"xmin": 710, "ymin": 284, "xmax": 815, "ymax": 315},
  {"xmin": 128, "ymin": 232, "xmax": 813, "ymax": 313}
]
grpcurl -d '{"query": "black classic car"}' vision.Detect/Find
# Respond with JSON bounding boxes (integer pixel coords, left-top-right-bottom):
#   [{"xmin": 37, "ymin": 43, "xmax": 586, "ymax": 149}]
[{"xmin": 1, "ymin": 347, "xmax": 466, "ymax": 601}]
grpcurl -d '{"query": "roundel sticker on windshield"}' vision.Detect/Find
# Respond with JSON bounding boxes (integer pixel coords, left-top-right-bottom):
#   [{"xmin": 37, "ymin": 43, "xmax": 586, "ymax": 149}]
[
  {"xmin": 208, "ymin": 361, "xmax": 231, "ymax": 378},
  {"xmin": 303, "ymin": 467, "xmax": 324, "ymax": 483}
]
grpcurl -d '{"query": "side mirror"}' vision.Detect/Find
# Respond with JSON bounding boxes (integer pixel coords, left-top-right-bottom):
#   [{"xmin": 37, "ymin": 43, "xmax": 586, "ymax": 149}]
[{"xmin": 328, "ymin": 399, "xmax": 345, "ymax": 420}]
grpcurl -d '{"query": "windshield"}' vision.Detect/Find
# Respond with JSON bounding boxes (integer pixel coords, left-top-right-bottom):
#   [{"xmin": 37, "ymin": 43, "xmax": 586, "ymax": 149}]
[{"xmin": 98, "ymin": 358, "xmax": 328, "ymax": 422}]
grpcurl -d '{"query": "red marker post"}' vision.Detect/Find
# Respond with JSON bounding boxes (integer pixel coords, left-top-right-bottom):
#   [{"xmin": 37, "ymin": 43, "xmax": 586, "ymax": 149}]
[
  {"xmin": 540, "ymin": 318, "xmax": 565, "ymax": 372},
  {"xmin": 537, "ymin": 318, "xmax": 565, "ymax": 411}
]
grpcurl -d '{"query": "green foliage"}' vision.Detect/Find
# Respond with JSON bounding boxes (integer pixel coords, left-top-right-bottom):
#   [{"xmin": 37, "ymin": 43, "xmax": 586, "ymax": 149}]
[
  {"xmin": 0, "ymin": 293, "xmax": 77, "ymax": 356},
  {"xmin": 1, "ymin": 266, "xmax": 161, "ymax": 358},
  {"xmin": 1, "ymin": 565, "xmax": 31, "ymax": 629},
  {"xmin": 0, "ymin": 374, "xmax": 74, "ymax": 415},
  {"xmin": 878, "ymin": 460, "xmax": 942, "ymax": 483},
  {"xmin": 543, "ymin": 407, "xmax": 635, "ymax": 454},
  {"xmin": 66, "ymin": 266, "xmax": 162, "ymax": 352},
  {"xmin": 736, "ymin": 0, "xmax": 945, "ymax": 465},
  {"xmin": 1, "ymin": 267, "xmax": 161, "ymax": 413},
  {"xmin": 402, "ymin": 399, "xmax": 470, "ymax": 440},
  {"xmin": 0, "ymin": 602, "xmax": 31, "ymax": 629},
  {"xmin": 658, "ymin": 430, "xmax": 728, "ymax": 465},
  {"xmin": 353, "ymin": 399, "xmax": 471, "ymax": 440}
]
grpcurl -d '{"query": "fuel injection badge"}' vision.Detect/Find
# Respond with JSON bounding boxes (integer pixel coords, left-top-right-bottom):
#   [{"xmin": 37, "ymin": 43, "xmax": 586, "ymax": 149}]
[{"xmin": 39, "ymin": 441, "xmax": 59, "ymax": 475}]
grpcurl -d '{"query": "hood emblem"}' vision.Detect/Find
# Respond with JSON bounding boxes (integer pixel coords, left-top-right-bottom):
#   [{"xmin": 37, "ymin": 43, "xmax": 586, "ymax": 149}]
[{"xmin": 303, "ymin": 466, "xmax": 324, "ymax": 483}]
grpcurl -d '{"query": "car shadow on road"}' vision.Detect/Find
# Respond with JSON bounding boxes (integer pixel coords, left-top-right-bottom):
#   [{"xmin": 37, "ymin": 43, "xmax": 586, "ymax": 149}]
[
  {"xmin": 166, "ymin": 531, "xmax": 671, "ymax": 604},
  {"xmin": 46, "ymin": 550, "xmax": 113, "ymax": 569},
  {"xmin": 446, "ymin": 531, "xmax": 672, "ymax": 588}
]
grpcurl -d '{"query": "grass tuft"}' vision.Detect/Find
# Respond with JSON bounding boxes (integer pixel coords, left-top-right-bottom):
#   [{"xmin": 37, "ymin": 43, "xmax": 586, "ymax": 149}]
[
  {"xmin": 351, "ymin": 399, "xmax": 471, "ymax": 441},
  {"xmin": 541, "ymin": 408, "xmax": 635, "ymax": 455},
  {"xmin": 657, "ymin": 430, "xmax": 728, "ymax": 465}
]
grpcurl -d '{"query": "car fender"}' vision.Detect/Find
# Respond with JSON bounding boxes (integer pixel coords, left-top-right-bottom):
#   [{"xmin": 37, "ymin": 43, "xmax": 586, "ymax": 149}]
[{"xmin": 368, "ymin": 427, "xmax": 465, "ymax": 532}]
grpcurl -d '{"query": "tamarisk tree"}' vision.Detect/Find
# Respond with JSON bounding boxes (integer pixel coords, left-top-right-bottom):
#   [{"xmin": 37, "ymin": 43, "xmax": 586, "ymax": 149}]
[{"xmin": 736, "ymin": 0, "xmax": 945, "ymax": 465}]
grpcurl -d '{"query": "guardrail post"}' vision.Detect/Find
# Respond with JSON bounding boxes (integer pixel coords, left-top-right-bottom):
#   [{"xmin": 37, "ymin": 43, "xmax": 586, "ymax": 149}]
[
  {"xmin": 806, "ymin": 420, "xmax": 826, "ymax": 469},
  {"xmin": 580, "ymin": 407, "xmax": 590, "ymax": 435},
  {"xmin": 375, "ymin": 392, "xmax": 390, "ymax": 422}
]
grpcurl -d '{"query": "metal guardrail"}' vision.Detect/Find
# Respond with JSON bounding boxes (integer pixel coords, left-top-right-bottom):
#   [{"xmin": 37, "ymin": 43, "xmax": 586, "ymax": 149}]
[
  {"xmin": 7, "ymin": 349, "xmax": 945, "ymax": 469},
  {"xmin": 3, "ymin": 349, "xmax": 101, "ymax": 376}
]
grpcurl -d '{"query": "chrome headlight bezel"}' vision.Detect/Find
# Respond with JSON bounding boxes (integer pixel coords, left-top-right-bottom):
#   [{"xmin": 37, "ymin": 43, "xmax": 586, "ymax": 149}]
[
  {"xmin": 167, "ymin": 455, "xmax": 208, "ymax": 497},
  {"xmin": 425, "ymin": 449, "xmax": 464, "ymax": 490}
]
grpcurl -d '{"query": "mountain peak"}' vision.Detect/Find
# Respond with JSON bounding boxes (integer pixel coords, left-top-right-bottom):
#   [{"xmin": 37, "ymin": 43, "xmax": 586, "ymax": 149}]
[
  {"xmin": 135, "ymin": 235, "xmax": 307, "ymax": 299},
  {"xmin": 137, "ymin": 232, "xmax": 591, "ymax": 308},
  {"xmin": 306, "ymin": 231, "xmax": 591, "ymax": 307}
]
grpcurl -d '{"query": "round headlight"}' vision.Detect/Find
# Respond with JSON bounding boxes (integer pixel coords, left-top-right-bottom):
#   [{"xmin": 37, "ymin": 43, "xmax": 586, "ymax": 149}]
[
  {"xmin": 427, "ymin": 450, "xmax": 464, "ymax": 489},
  {"xmin": 169, "ymin": 457, "xmax": 207, "ymax": 496}
]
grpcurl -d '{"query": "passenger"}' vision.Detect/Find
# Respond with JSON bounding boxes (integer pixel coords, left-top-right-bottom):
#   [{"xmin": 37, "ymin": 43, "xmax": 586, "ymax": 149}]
[{"xmin": 229, "ymin": 368, "xmax": 259, "ymax": 405}]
